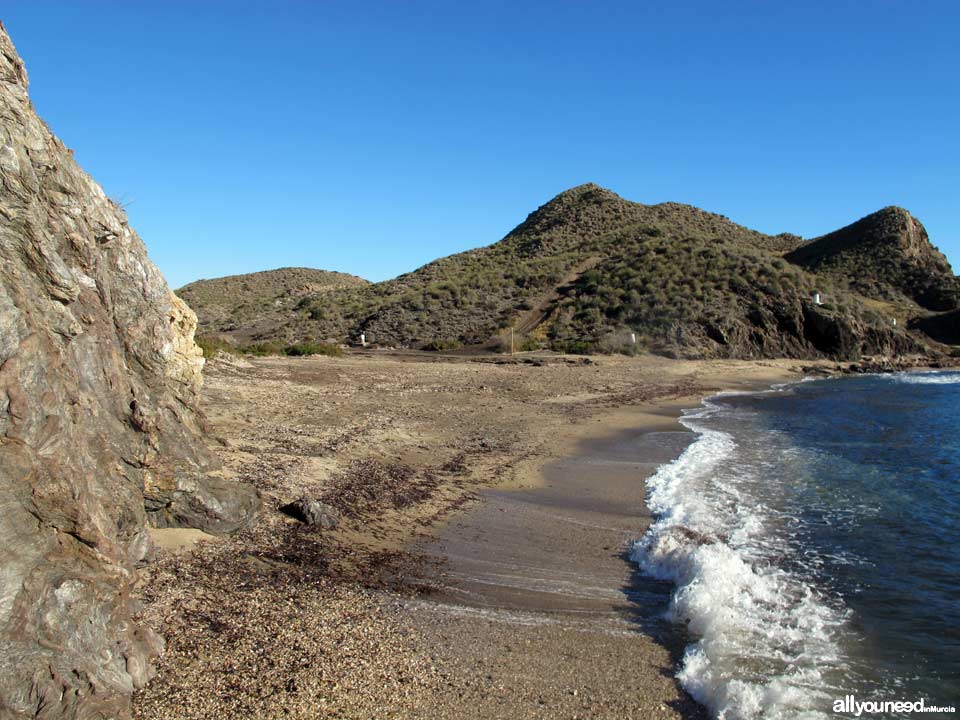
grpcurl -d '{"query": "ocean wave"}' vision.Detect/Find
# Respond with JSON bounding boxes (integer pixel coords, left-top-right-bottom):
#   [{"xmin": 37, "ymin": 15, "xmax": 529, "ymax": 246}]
[
  {"xmin": 632, "ymin": 401, "xmax": 848, "ymax": 720},
  {"xmin": 891, "ymin": 371, "xmax": 960, "ymax": 385}
]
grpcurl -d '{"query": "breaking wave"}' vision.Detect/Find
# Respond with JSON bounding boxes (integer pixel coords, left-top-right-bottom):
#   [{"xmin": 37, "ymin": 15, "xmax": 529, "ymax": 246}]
[
  {"xmin": 631, "ymin": 397, "xmax": 847, "ymax": 720},
  {"xmin": 632, "ymin": 373, "xmax": 960, "ymax": 719}
]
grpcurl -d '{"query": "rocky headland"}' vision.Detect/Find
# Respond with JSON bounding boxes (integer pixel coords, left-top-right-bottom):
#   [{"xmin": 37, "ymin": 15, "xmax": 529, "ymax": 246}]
[{"xmin": 0, "ymin": 24, "xmax": 256, "ymax": 719}]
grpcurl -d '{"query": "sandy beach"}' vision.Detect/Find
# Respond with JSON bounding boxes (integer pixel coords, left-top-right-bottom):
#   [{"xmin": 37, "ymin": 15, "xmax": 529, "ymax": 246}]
[{"xmin": 132, "ymin": 351, "xmax": 808, "ymax": 719}]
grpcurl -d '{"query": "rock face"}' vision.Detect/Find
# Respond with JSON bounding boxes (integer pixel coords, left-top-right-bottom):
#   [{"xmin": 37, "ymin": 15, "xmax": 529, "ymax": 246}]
[
  {"xmin": 911, "ymin": 308, "xmax": 960, "ymax": 346},
  {"xmin": 0, "ymin": 24, "xmax": 258, "ymax": 719}
]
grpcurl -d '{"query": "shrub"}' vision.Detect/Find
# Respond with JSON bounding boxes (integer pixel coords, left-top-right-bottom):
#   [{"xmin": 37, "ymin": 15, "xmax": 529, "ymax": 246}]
[
  {"xmin": 194, "ymin": 335, "xmax": 235, "ymax": 359},
  {"xmin": 283, "ymin": 342, "xmax": 343, "ymax": 357},
  {"xmin": 241, "ymin": 342, "xmax": 283, "ymax": 356},
  {"xmin": 421, "ymin": 339, "xmax": 462, "ymax": 352},
  {"xmin": 598, "ymin": 330, "xmax": 642, "ymax": 356},
  {"xmin": 549, "ymin": 339, "xmax": 595, "ymax": 355},
  {"xmin": 518, "ymin": 337, "xmax": 542, "ymax": 352}
]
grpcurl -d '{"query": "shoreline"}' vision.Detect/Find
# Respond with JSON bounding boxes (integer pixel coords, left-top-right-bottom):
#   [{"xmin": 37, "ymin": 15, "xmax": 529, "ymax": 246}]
[
  {"xmin": 405, "ymin": 369, "xmax": 801, "ymax": 719},
  {"xmin": 133, "ymin": 353, "xmax": 810, "ymax": 719}
]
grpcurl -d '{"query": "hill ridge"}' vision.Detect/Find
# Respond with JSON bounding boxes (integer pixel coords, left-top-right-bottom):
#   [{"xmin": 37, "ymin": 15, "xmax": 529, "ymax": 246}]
[
  {"xmin": 786, "ymin": 206, "xmax": 958, "ymax": 311},
  {"xmin": 181, "ymin": 184, "xmax": 958, "ymax": 360}
]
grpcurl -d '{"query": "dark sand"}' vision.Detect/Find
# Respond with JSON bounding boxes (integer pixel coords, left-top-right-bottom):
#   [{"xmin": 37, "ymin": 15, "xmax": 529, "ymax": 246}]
[{"xmin": 409, "ymin": 401, "xmax": 710, "ymax": 719}]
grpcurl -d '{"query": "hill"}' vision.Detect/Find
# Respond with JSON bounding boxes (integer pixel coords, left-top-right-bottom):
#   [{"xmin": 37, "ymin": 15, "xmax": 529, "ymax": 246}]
[
  {"xmin": 785, "ymin": 207, "xmax": 960, "ymax": 312},
  {"xmin": 178, "ymin": 267, "xmax": 368, "ymax": 341},
  {"xmin": 188, "ymin": 185, "xmax": 958, "ymax": 360}
]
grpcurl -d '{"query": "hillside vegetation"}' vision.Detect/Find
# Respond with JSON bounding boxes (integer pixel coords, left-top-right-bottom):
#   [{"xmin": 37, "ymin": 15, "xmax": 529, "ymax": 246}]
[
  {"xmin": 182, "ymin": 185, "xmax": 959, "ymax": 360},
  {"xmin": 178, "ymin": 267, "xmax": 368, "ymax": 341},
  {"xmin": 785, "ymin": 207, "xmax": 960, "ymax": 312}
]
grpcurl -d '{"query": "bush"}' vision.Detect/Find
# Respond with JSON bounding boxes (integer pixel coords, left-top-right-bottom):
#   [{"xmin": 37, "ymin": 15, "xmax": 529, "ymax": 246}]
[
  {"xmin": 518, "ymin": 337, "xmax": 542, "ymax": 352},
  {"xmin": 421, "ymin": 339, "xmax": 462, "ymax": 352},
  {"xmin": 240, "ymin": 342, "xmax": 283, "ymax": 356},
  {"xmin": 551, "ymin": 339, "xmax": 595, "ymax": 355},
  {"xmin": 283, "ymin": 342, "xmax": 343, "ymax": 357},
  {"xmin": 598, "ymin": 330, "xmax": 642, "ymax": 355},
  {"xmin": 195, "ymin": 335, "xmax": 235, "ymax": 359}
]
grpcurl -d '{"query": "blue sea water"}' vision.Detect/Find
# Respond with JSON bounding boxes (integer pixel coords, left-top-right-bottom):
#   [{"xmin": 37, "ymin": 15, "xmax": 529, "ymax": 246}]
[{"xmin": 633, "ymin": 371, "xmax": 960, "ymax": 719}]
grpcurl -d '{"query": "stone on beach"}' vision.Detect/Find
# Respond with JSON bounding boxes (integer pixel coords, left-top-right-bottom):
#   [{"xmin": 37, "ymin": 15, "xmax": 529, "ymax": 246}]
[{"xmin": 280, "ymin": 496, "xmax": 340, "ymax": 528}]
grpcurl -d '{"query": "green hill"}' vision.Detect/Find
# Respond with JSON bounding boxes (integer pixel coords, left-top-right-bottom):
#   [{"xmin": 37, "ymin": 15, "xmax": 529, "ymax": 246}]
[
  {"xmin": 177, "ymin": 267, "xmax": 368, "ymax": 341},
  {"xmin": 185, "ymin": 185, "xmax": 959, "ymax": 360},
  {"xmin": 785, "ymin": 206, "xmax": 960, "ymax": 312}
]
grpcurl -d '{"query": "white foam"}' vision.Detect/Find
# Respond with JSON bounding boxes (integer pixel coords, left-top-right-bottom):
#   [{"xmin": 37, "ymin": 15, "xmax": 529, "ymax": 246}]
[
  {"xmin": 632, "ymin": 398, "xmax": 849, "ymax": 720},
  {"xmin": 891, "ymin": 371, "xmax": 960, "ymax": 385}
]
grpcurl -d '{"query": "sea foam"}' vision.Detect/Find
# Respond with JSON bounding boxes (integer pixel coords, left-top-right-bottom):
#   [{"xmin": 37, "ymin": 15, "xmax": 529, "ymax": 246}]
[
  {"xmin": 632, "ymin": 398, "xmax": 848, "ymax": 720},
  {"xmin": 892, "ymin": 371, "xmax": 960, "ymax": 385}
]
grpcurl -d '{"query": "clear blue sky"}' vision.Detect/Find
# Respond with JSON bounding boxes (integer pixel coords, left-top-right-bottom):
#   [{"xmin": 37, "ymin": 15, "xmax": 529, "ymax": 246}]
[{"xmin": 4, "ymin": 1, "xmax": 958, "ymax": 289}]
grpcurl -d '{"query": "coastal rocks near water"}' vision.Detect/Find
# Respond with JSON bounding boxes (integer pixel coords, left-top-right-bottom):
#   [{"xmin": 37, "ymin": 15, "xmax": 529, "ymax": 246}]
[
  {"xmin": 799, "ymin": 354, "xmax": 957, "ymax": 377},
  {"xmin": 0, "ymin": 24, "xmax": 257, "ymax": 719}
]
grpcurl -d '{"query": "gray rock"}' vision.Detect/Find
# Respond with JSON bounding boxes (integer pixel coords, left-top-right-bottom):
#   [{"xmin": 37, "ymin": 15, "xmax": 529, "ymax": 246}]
[
  {"xmin": 281, "ymin": 497, "xmax": 339, "ymax": 529},
  {"xmin": 0, "ymin": 23, "xmax": 258, "ymax": 719}
]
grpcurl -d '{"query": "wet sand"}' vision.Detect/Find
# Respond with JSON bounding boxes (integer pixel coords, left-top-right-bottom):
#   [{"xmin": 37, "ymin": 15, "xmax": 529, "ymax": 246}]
[
  {"xmin": 423, "ymin": 404, "xmax": 694, "ymax": 615},
  {"xmin": 408, "ymin": 382, "xmax": 793, "ymax": 719},
  {"xmin": 408, "ymin": 400, "xmax": 707, "ymax": 719}
]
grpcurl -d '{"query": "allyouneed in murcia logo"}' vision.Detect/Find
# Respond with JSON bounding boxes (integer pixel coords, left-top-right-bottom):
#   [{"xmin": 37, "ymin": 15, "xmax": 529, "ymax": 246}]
[{"xmin": 834, "ymin": 695, "xmax": 956, "ymax": 716}]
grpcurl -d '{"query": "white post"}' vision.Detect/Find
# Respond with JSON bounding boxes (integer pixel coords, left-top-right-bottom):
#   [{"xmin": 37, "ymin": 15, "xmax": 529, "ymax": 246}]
[
  {"xmin": 360, "ymin": 333, "xmax": 366, "ymax": 347},
  {"xmin": 812, "ymin": 292, "xmax": 822, "ymax": 305},
  {"xmin": 630, "ymin": 333, "xmax": 636, "ymax": 344}
]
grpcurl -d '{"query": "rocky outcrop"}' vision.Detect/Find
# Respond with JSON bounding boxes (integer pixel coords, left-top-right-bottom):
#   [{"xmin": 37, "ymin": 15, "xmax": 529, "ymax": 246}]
[
  {"xmin": 650, "ymin": 296, "xmax": 924, "ymax": 361},
  {"xmin": 0, "ymin": 24, "xmax": 258, "ymax": 719},
  {"xmin": 280, "ymin": 496, "xmax": 340, "ymax": 529}
]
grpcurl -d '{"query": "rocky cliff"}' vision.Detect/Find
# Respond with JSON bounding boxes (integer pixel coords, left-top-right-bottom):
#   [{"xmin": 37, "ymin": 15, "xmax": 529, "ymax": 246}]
[{"xmin": 0, "ymin": 24, "xmax": 258, "ymax": 719}]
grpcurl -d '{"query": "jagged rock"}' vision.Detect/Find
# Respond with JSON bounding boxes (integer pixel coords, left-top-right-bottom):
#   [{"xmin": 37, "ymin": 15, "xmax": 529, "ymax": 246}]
[
  {"xmin": 280, "ymin": 497, "xmax": 340, "ymax": 529},
  {"xmin": 0, "ymin": 24, "xmax": 258, "ymax": 719}
]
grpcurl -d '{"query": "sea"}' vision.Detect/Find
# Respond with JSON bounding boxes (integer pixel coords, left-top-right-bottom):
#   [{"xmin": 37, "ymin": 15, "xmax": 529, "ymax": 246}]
[{"xmin": 632, "ymin": 370, "xmax": 960, "ymax": 719}]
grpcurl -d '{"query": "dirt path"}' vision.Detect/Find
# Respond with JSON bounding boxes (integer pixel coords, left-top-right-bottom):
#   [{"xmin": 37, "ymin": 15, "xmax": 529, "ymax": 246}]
[{"xmin": 512, "ymin": 257, "xmax": 601, "ymax": 337}]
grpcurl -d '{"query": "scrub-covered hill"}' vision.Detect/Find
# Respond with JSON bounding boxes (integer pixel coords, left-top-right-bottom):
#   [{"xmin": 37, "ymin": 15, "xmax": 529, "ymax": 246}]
[
  {"xmin": 189, "ymin": 185, "xmax": 957, "ymax": 360},
  {"xmin": 178, "ymin": 267, "xmax": 368, "ymax": 342}
]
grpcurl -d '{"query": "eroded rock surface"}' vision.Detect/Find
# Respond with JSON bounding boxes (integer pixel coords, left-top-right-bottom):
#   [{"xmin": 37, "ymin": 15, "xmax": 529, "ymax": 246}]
[{"xmin": 0, "ymin": 23, "xmax": 257, "ymax": 718}]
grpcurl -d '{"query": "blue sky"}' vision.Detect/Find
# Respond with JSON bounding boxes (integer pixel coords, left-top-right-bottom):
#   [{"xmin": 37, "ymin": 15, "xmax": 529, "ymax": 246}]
[{"xmin": 4, "ymin": 1, "xmax": 958, "ymax": 289}]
